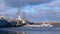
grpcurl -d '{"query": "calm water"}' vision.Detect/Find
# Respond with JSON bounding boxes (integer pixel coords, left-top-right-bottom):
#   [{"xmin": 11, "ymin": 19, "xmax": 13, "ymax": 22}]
[{"xmin": 0, "ymin": 27, "xmax": 60, "ymax": 34}]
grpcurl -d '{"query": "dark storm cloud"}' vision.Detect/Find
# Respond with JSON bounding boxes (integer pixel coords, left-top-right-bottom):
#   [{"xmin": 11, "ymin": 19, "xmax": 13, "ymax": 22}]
[{"xmin": 5, "ymin": 0, "xmax": 53, "ymax": 8}]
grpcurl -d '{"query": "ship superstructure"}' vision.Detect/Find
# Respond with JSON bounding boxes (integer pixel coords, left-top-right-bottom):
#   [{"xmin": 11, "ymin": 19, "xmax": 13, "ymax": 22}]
[{"xmin": 16, "ymin": 9, "xmax": 26, "ymax": 26}]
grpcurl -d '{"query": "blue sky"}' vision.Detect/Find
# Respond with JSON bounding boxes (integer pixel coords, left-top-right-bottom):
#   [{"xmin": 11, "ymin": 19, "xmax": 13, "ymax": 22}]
[{"xmin": 0, "ymin": 0, "xmax": 60, "ymax": 22}]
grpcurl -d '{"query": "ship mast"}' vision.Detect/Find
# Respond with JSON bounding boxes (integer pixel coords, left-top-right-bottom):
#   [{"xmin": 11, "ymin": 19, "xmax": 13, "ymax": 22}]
[
  {"xmin": 16, "ymin": 8, "xmax": 22, "ymax": 26},
  {"xmin": 16, "ymin": 0, "xmax": 26, "ymax": 26},
  {"xmin": 16, "ymin": 8, "xmax": 26, "ymax": 26}
]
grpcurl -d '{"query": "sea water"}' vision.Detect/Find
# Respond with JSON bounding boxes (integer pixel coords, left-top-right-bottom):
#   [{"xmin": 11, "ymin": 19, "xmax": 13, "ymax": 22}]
[{"xmin": 0, "ymin": 27, "xmax": 60, "ymax": 34}]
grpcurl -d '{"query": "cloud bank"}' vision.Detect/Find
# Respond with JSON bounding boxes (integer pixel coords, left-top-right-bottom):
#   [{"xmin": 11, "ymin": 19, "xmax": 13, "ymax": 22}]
[{"xmin": 5, "ymin": 0, "xmax": 53, "ymax": 8}]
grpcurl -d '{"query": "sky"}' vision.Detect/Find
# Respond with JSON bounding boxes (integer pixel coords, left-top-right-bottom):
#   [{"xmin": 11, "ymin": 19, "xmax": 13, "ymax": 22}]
[{"xmin": 0, "ymin": 0, "xmax": 60, "ymax": 22}]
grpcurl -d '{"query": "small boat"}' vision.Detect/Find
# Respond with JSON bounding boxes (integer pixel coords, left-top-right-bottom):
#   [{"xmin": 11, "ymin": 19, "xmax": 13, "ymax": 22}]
[
  {"xmin": 25, "ymin": 24, "xmax": 41, "ymax": 28},
  {"xmin": 24, "ymin": 23, "xmax": 53, "ymax": 28},
  {"xmin": 40, "ymin": 23, "xmax": 53, "ymax": 27}
]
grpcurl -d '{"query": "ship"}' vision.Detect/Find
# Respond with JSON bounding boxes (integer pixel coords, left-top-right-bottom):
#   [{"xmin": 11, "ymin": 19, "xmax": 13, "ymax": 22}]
[
  {"xmin": 0, "ymin": 9, "xmax": 60, "ymax": 27},
  {"xmin": 0, "ymin": 9, "xmax": 27, "ymax": 27}
]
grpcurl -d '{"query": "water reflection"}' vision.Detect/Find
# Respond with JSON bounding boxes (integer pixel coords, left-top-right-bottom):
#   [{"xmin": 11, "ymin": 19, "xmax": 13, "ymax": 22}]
[
  {"xmin": 15, "ymin": 31, "xmax": 26, "ymax": 34},
  {"xmin": 0, "ymin": 30, "xmax": 60, "ymax": 34},
  {"xmin": 0, "ymin": 31, "xmax": 26, "ymax": 34},
  {"xmin": 0, "ymin": 31, "xmax": 60, "ymax": 34}
]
